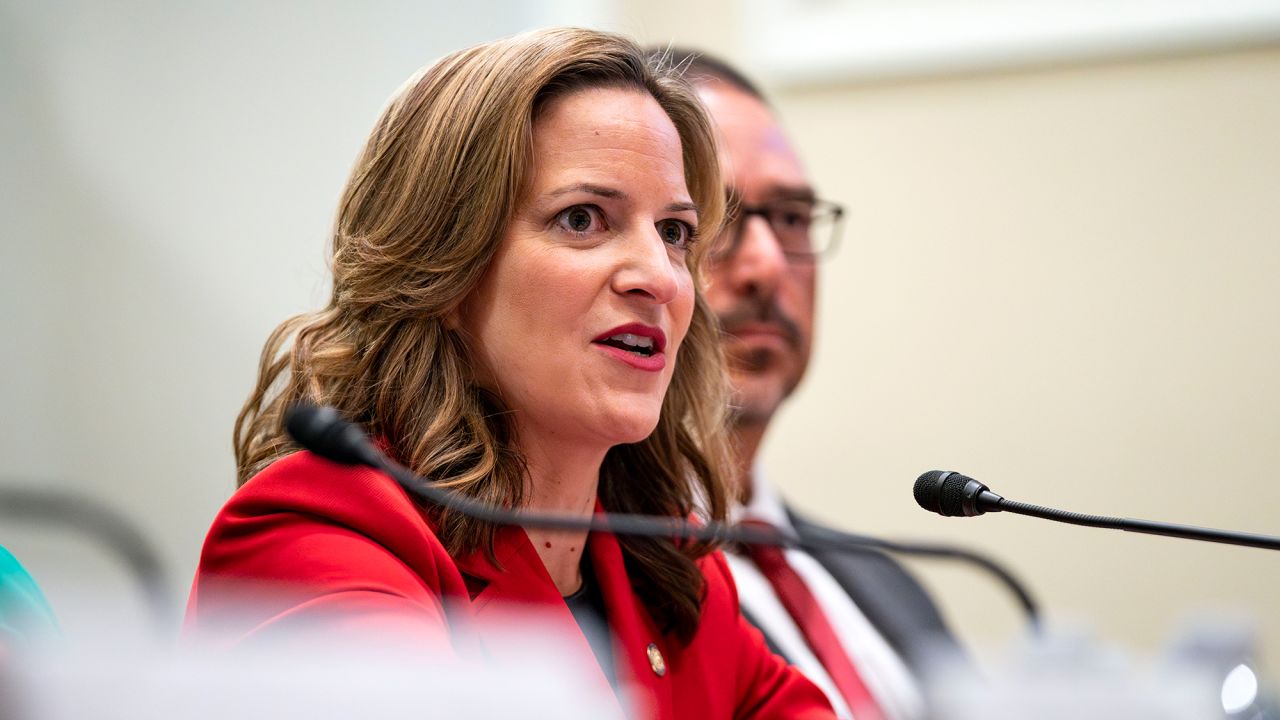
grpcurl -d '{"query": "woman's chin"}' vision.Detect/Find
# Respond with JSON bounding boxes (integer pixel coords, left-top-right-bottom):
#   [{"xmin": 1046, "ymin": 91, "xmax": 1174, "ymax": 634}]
[{"xmin": 597, "ymin": 412, "xmax": 663, "ymax": 448}]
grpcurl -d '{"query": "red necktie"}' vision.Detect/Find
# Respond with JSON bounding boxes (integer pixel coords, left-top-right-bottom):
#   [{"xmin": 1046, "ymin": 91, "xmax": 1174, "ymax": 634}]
[{"xmin": 743, "ymin": 521, "xmax": 886, "ymax": 720}]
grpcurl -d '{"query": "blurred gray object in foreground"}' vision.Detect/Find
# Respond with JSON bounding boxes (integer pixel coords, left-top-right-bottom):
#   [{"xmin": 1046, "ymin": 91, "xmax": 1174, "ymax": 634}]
[{"xmin": 926, "ymin": 617, "xmax": 1273, "ymax": 720}]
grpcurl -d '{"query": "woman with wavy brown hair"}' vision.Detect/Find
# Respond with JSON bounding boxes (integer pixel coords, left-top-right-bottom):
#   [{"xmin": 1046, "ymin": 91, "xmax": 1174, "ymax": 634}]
[{"xmin": 187, "ymin": 27, "xmax": 833, "ymax": 718}]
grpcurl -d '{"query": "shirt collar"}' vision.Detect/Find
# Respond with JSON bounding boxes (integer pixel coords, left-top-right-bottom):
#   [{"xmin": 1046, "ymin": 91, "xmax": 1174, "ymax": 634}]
[{"xmin": 732, "ymin": 466, "xmax": 794, "ymax": 531}]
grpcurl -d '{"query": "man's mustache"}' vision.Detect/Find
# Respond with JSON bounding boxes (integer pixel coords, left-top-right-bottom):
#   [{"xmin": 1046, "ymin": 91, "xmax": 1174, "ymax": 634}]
[{"xmin": 716, "ymin": 299, "xmax": 802, "ymax": 350}]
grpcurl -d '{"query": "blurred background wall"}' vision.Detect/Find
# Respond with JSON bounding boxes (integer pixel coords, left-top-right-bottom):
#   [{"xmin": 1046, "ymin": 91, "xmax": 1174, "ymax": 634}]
[{"xmin": 2, "ymin": 0, "xmax": 1278, "ymax": 675}]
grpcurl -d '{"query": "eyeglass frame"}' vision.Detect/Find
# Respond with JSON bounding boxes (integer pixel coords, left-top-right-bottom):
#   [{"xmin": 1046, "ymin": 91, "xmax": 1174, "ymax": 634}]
[{"xmin": 710, "ymin": 195, "xmax": 846, "ymax": 263}]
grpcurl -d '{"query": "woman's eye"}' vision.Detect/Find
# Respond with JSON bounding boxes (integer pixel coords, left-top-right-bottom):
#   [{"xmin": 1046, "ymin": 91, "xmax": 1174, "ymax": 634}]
[
  {"xmin": 556, "ymin": 205, "xmax": 602, "ymax": 234},
  {"xmin": 657, "ymin": 219, "xmax": 693, "ymax": 249}
]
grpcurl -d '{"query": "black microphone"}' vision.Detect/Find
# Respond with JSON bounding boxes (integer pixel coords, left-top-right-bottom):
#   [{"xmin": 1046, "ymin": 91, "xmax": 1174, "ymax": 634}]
[
  {"xmin": 285, "ymin": 403, "xmax": 776, "ymax": 546},
  {"xmin": 914, "ymin": 470, "xmax": 1004, "ymax": 517},
  {"xmin": 284, "ymin": 404, "xmax": 1042, "ymax": 624},
  {"xmin": 285, "ymin": 405, "xmax": 383, "ymax": 468},
  {"xmin": 915, "ymin": 469, "xmax": 1280, "ymax": 552}
]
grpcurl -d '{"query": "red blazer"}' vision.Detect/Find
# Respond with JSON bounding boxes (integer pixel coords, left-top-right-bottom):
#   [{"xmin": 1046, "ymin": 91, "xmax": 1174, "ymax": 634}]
[{"xmin": 187, "ymin": 451, "xmax": 835, "ymax": 719}]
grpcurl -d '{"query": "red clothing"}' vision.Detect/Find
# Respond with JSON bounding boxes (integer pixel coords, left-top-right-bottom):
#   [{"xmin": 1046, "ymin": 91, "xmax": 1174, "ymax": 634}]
[{"xmin": 187, "ymin": 451, "xmax": 835, "ymax": 719}]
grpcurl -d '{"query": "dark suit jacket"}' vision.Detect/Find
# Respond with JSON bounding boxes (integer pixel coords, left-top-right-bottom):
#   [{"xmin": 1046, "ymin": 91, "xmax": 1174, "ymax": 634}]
[{"xmin": 738, "ymin": 505, "xmax": 963, "ymax": 679}]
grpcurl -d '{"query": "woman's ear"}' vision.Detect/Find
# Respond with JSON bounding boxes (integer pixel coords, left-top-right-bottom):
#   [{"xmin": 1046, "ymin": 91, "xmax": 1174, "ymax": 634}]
[
  {"xmin": 442, "ymin": 298, "xmax": 466, "ymax": 333},
  {"xmin": 442, "ymin": 298, "xmax": 495, "ymax": 390}
]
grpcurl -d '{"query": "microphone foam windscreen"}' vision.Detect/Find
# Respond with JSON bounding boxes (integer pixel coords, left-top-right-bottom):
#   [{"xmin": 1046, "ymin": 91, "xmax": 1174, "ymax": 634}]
[
  {"xmin": 913, "ymin": 471, "xmax": 948, "ymax": 513},
  {"xmin": 284, "ymin": 404, "xmax": 374, "ymax": 467},
  {"xmin": 939, "ymin": 473, "xmax": 973, "ymax": 516}
]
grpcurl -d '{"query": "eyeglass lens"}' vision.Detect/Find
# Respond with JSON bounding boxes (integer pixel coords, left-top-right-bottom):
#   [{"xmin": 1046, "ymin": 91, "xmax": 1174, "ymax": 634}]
[{"xmin": 714, "ymin": 200, "xmax": 842, "ymax": 260}]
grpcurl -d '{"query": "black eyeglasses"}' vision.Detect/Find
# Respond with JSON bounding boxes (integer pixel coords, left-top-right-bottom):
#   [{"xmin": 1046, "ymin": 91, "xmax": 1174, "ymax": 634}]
[{"xmin": 711, "ymin": 197, "xmax": 845, "ymax": 263}]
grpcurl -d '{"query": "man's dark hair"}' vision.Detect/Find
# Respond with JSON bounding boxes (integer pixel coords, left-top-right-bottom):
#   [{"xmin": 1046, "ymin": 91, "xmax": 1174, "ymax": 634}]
[{"xmin": 647, "ymin": 45, "xmax": 767, "ymax": 103}]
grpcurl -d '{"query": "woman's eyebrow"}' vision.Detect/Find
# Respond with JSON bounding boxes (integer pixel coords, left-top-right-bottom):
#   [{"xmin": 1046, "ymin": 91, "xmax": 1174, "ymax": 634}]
[
  {"xmin": 546, "ymin": 183, "xmax": 698, "ymax": 216},
  {"xmin": 547, "ymin": 182, "xmax": 627, "ymax": 200}
]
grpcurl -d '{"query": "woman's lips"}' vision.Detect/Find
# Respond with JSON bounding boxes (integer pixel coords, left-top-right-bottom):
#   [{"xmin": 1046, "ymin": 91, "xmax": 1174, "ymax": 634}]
[
  {"xmin": 592, "ymin": 322, "xmax": 667, "ymax": 372},
  {"xmin": 593, "ymin": 323, "xmax": 666, "ymax": 352},
  {"xmin": 594, "ymin": 342, "xmax": 666, "ymax": 372}
]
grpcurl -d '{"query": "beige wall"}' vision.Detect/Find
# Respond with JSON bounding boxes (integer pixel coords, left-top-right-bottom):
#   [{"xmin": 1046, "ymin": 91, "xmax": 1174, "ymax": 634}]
[
  {"xmin": 0, "ymin": 0, "xmax": 537, "ymax": 639},
  {"xmin": 629, "ymin": 4, "xmax": 1280, "ymax": 676}
]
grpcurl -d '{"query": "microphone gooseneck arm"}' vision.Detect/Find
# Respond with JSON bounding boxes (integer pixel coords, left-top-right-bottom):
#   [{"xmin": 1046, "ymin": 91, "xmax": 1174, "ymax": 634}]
[
  {"xmin": 790, "ymin": 521, "xmax": 1040, "ymax": 626},
  {"xmin": 0, "ymin": 485, "xmax": 175, "ymax": 629},
  {"xmin": 285, "ymin": 405, "xmax": 1042, "ymax": 627},
  {"xmin": 286, "ymin": 404, "xmax": 791, "ymax": 547},
  {"xmin": 917, "ymin": 470, "xmax": 1280, "ymax": 552},
  {"xmin": 993, "ymin": 497, "xmax": 1280, "ymax": 552}
]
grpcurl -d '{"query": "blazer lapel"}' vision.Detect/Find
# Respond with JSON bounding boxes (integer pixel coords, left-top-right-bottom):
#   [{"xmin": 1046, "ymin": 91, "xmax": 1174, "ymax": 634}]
[
  {"xmin": 588, "ymin": 527, "xmax": 673, "ymax": 719},
  {"xmin": 453, "ymin": 523, "xmax": 630, "ymax": 717},
  {"xmin": 454, "ymin": 524, "xmax": 562, "ymax": 610}
]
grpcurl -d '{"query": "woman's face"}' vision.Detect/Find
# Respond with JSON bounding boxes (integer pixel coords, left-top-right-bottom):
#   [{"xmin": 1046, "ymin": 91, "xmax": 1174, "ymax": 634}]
[{"xmin": 456, "ymin": 87, "xmax": 698, "ymax": 455}]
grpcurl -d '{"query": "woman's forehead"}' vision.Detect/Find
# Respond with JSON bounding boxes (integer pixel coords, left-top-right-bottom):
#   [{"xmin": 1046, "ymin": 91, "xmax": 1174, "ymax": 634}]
[{"xmin": 528, "ymin": 87, "xmax": 689, "ymax": 201}]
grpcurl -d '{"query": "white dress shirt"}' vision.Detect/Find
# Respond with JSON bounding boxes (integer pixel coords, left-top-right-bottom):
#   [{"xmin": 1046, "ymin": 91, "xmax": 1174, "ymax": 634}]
[{"xmin": 726, "ymin": 476, "xmax": 926, "ymax": 720}]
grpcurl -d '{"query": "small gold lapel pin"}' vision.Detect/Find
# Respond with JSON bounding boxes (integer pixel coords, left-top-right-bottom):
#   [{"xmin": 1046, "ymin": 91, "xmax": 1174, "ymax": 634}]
[{"xmin": 646, "ymin": 643, "xmax": 666, "ymax": 677}]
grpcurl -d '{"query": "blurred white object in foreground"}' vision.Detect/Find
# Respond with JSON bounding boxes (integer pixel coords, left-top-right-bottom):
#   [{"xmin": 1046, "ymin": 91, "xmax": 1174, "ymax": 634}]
[{"xmin": 2, "ymin": 610, "xmax": 626, "ymax": 720}]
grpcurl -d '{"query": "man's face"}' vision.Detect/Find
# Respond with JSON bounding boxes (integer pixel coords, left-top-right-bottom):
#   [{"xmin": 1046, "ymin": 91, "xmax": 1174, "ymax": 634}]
[{"xmin": 697, "ymin": 82, "xmax": 817, "ymax": 427}]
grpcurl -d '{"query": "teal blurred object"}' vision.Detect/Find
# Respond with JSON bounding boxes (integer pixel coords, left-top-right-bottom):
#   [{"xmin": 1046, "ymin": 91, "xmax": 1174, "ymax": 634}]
[{"xmin": 0, "ymin": 545, "xmax": 58, "ymax": 648}]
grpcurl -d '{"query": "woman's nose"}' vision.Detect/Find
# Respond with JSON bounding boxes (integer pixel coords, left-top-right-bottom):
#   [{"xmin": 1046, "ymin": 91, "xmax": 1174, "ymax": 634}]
[{"xmin": 612, "ymin": 225, "xmax": 683, "ymax": 304}]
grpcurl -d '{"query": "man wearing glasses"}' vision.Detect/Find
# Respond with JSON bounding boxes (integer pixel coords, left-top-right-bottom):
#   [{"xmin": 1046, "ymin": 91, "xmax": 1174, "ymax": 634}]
[{"xmin": 658, "ymin": 48, "xmax": 959, "ymax": 720}]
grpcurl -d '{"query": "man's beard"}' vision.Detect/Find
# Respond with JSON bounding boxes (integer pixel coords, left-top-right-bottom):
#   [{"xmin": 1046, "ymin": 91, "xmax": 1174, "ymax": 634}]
[
  {"xmin": 715, "ymin": 296, "xmax": 803, "ymax": 354},
  {"xmin": 726, "ymin": 366, "xmax": 801, "ymax": 428},
  {"xmin": 716, "ymin": 295, "xmax": 806, "ymax": 427}
]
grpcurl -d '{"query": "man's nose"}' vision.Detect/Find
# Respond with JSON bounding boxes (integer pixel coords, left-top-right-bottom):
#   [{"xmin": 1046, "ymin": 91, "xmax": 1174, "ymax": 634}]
[{"xmin": 721, "ymin": 215, "xmax": 787, "ymax": 298}]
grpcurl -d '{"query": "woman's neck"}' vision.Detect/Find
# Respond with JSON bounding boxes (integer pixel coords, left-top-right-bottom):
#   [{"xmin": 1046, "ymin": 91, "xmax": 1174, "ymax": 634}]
[{"xmin": 519, "ymin": 435, "xmax": 607, "ymax": 596}]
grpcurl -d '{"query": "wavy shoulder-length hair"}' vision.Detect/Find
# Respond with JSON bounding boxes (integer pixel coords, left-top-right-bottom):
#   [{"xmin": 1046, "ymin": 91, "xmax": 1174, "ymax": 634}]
[{"xmin": 234, "ymin": 27, "xmax": 730, "ymax": 642}]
